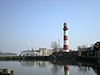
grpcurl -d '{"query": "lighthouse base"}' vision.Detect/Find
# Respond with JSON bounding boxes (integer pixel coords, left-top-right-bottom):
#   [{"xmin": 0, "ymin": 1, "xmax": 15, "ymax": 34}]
[{"xmin": 63, "ymin": 50, "xmax": 69, "ymax": 52}]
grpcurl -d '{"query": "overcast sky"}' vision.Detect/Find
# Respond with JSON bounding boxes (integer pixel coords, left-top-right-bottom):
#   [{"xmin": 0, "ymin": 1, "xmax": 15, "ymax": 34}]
[{"xmin": 0, "ymin": 0, "xmax": 100, "ymax": 54}]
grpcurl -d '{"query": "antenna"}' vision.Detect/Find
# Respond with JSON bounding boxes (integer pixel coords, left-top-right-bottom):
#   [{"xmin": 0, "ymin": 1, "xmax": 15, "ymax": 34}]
[
  {"xmin": 58, "ymin": 38, "xmax": 60, "ymax": 48},
  {"xmin": 31, "ymin": 41, "xmax": 34, "ymax": 51}
]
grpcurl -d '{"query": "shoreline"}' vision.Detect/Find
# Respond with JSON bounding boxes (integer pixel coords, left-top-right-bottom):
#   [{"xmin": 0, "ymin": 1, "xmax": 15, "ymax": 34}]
[{"xmin": 0, "ymin": 55, "xmax": 97, "ymax": 62}]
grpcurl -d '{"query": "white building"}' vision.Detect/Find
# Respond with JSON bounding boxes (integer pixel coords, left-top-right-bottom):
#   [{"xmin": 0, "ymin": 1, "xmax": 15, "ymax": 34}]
[
  {"xmin": 21, "ymin": 50, "xmax": 37, "ymax": 56},
  {"xmin": 21, "ymin": 48, "xmax": 54, "ymax": 56}
]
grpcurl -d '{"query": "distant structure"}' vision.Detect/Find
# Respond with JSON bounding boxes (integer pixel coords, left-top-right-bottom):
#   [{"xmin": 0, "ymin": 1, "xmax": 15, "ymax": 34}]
[
  {"xmin": 21, "ymin": 48, "xmax": 53, "ymax": 56},
  {"xmin": 21, "ymin": 50, "xmax": 37, "ymax": 56},
  {"xmin": 31, "ymin": 41, "xmax": 34, "ymax": 51},
  {"xmin": 63, "ymin": 22, "xmax": 69, "ymax": 52},
  {"xmin": 0, "ymin": 51, "xmax": 17, "ymax": 56},
  {"xmin": 39, "ymin": 48, "xmax": 48, "ymax": 56}
]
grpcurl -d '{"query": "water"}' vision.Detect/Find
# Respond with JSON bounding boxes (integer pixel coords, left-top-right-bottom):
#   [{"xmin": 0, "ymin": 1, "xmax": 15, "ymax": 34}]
[{"xmin": 0, "ymin": 60, "xmax": 98, "ymax": 75}]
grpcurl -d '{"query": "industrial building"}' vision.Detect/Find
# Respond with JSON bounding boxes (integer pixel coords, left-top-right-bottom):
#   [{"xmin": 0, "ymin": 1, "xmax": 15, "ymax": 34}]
[
  {"xmin": 21, "ymin": 48, "xmax": 54, "ymax": 56},
  {"xmin": 21, "ymin": 50, "xmax": 37, "ymax": 56}
]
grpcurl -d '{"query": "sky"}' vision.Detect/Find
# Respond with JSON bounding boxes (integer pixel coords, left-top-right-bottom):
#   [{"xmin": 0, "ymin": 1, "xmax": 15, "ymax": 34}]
[{"xmin": 0, "ymin": 0, "xmax": 100, "ymax": 54}]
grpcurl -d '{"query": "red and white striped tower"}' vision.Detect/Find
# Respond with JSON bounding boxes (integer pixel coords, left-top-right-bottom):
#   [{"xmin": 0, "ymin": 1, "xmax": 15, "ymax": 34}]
[{"xmin": 63, "ymin": 22, "xmax": 69, "ymax": 52}]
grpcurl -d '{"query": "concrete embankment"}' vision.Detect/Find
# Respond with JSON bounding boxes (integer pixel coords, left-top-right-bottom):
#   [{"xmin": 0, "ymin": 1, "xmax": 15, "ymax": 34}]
[
  {"xmin": 0, "ymin": 56, "xmax": 50, "ymax": 61},
  {"xmin": 0, "ymin": 55, "xmax": 98, "ymax": 63},
  {"xmin": 0, "ymin": 56, "xmax": 22, "ymax": 60},
  {"xmin": 77, "ymin": 56, "xmax": 97, "ymax": 62}
]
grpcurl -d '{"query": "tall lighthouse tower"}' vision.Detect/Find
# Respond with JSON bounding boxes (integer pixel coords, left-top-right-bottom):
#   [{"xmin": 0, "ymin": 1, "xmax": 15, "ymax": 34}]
[{"xmin": 63, "ymin": 22, "xmax": 69, "ymax": 52}]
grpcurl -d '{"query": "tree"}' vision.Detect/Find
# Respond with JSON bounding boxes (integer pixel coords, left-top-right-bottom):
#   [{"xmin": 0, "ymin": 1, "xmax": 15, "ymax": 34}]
[
  {"xmin": 77, "ymin": 45, "xmax": 87, "ymax": 51},
  {"xmin": 77, "ymin": 46, "xmax": 82, "ymax": 51},
  {"xmin": 50, "ymin": 41, "xmax": 59, "ymax": 52}
]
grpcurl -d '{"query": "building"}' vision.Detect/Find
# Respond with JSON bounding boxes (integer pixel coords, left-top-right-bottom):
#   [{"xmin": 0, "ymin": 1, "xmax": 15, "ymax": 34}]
[
  {"xmin": 21, "ymin": 48, "xmax": 49, "ymax": 56},
  {"xmin": 47, "ymin": 50, "xmax": 54, "ymax": 55},
  {"xmin": 21, "ymin": 48, "xmax": 55, "ymax": 56},
  {"xmin": 21, "ymin": 50, "xmax": 37, "ymax": 56},
  {"xmin": 39, "ymin": 48, "xmax": 48, "ymax": 56},
  {"xmin": 36, "ymin": 50, "xmax": 42, "ymax": 56}
]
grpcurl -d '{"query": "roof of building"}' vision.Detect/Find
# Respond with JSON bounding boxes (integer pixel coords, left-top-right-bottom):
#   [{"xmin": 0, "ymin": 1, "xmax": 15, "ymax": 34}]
[
  {"xmin": 22, "ymin": 50, "xmax": 35, "ymax": 52},
  {"xmin": 22, "ymin": 50, "xmax": 42, "ymax": 53}
]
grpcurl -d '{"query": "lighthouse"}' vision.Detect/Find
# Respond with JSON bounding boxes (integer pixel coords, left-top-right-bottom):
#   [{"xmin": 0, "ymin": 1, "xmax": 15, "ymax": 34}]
[{"xmin": 63, "ymin": 22, "xmax": 69, "ymax": 52}]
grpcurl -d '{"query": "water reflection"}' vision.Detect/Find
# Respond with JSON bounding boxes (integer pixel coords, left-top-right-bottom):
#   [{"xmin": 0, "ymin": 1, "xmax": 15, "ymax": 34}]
[
  {"xmin": 77, "ymin": 64, "xmax": 90, "ymax": 73},
  {"xmin": 20, "ymin": 61, "xmax": 35, "ymax": 66},
  {"xmin": 19, "ymin": 60, "xmax": 99, "ymax": 75},
  {"xmin": 51, "ymin": 64, "xmax": 62, "ymax": 75},
  {"xmin": 64, "ymin": 65, "xmax": 69, "ymax": 75},
  {"xmin": 20, "ymin": 61, "xmax": 50, "ymax": 67},
  {"xmin": 91, "ymin": 65, "xmax": 100, "ymax": 75},
  {"xmin": 0, "ymin": 60, "xmax": 99, "ymax": 75}
]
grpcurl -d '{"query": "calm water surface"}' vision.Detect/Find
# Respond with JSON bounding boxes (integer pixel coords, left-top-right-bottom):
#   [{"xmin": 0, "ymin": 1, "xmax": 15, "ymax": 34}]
[{"xmin": 0, "ymin": 61, "xmax": 98, "ymax": 75}]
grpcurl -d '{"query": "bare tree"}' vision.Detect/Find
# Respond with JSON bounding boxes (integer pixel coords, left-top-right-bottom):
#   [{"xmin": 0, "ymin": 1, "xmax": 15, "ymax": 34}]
[
  {"xmin": 77, "ymin": 45, "xmax": 87, "ymax": 51},
  {"xmin": 77, "ymin": 46, "xmax": 82, "ymax": 51},
  {"xmin": 81, "ymin": 45, "xmax": 87, "ymax": 51},
  {"xmin": 50, "ymin": 41, "xmax": 59, "ymax": 52}
]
